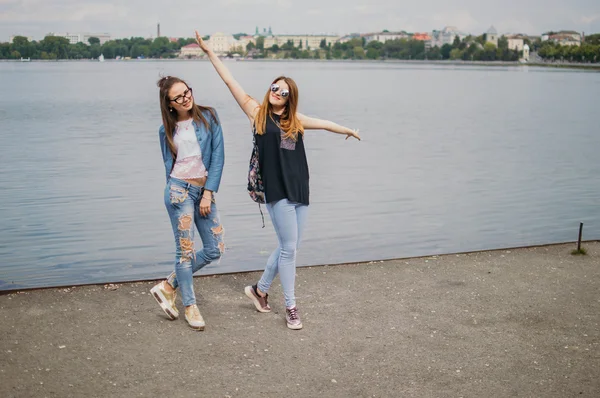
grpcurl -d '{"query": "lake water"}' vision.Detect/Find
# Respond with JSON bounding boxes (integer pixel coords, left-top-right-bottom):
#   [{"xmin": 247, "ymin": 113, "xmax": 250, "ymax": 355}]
[{"xmin": 1, "ymin": 60, "xmax": 599, "ymax": 291}]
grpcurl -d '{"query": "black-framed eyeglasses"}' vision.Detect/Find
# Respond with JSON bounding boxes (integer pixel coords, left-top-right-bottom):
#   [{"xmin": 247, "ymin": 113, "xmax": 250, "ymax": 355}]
[
  {"xmin": 170, "ymin": 88, "xmax": 193, "ymax": 104},
  {"xmin": 270, "ymin": 84, "xmax": 289, "ymax": 98}
]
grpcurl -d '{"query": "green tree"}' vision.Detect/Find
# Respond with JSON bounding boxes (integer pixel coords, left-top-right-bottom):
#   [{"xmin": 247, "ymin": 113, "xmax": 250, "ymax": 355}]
[
  {"xmin": 498, "ymin": 35, "xmax": 508, "ymax": 49},
  {"xmin": 178, "ymin": 38, "xmax": 196, "ymax": 47},
  {"xmin": 319, "ymin": 39, "xmax": 327, "ymax": 49},
  {"xmin": 366, "ymin": 47, "xmax": 380, "ymax": 59},
  {"xmin": 450, "ymin": 48, "xmax": 463, "ymax": 60},
  {"xmin": 40, "ymin": 51, "xmax": 55, "ymax": 60},
  {"xmin": 353, "ymin": 46, "xmax": 365, "ymax": 59},
  {"xmin": 88, "ymin": 37, "xmax": 100, "ymax": 45},
  {"xmin": 281, "ymin": 40, "xmax": 294, "ymax": 51},
  {"xmin": 464, "ymin": 42, "xmax": 480, "ymax": 61},
  {"xmin": 101, "ymin": 42, "xmax": 117, "ymax": 59},
  {"xmin": 440, "ymin": 43, "xmax": 453, "ymax": 59},
  {"xmin": 256, "ymin": 36, "xmax": 265, "ymax": 50},
  {"xmin": 40, "ymin": 36, "xmax": 70, "ymax": 59},
  {"xmin": 69, "ymin": 42, "xmax": 91, "ymax": 59},
  {"xmin": 233, "ymin": 33, "xmax": 248, "ymax": 40},
  {"xmin": 246, "ymin": 42, "xmax": 256, "ymax": 51},
  {"xmin": 426, "ymin": 46, "xmax": 442, "ymax": 60},
  {"xmin": 270, "ymin": 44, "xmax": 279, "ymax": 53},
  {"xmin": 366, "ymin": 40, "xmax": 384, "ymax": 51},
  {"xmin": 452, "ymin": 36, "xmax": 461, "ymax": 48},
  {"xmin": 409, "ymin": 40, "xmax": 425, "ymax": 59},
  {"xmin": 131, "ymin": 44, "xmax": 150, "ymax": 58},
  {"xmin": 585, "ymin": 33, "xmax": 600, "ymax": 45},
  {"xmin": 0, "ymin": 43, "xmax": 11, "ymax": 59},
  {"xmin": 11, "ymin": 36, "xmax": 34, "ymax": 58},
  {"xmin": 150, "ymin": 37, "xmax": 172, "ymax": 58},
  {"xmin": 481, "ymin": 42, "xmax": 497, "ymax": 61}
]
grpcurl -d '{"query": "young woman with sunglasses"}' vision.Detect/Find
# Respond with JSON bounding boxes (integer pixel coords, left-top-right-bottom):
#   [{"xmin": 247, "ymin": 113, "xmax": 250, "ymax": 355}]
[
  {"xmin": 195, "ymin": 31, "xmax": 360, "ymax": 330},
  {"xmin": 150, "ymin": 76, "xmax": 225, "ymax": 331}
]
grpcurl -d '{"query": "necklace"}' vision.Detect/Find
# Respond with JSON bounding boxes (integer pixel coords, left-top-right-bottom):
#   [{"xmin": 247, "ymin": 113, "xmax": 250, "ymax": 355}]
[{"xmin": 176, "ymin": 119, "xmax": 193, "ymax": 132}]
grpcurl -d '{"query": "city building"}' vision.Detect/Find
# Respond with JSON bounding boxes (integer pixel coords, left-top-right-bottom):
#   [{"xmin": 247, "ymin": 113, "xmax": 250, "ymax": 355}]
[
  {"xmin": 237, "ymin": 35, "xmax": 256, "ymax": 50},
  {"xmin": 541, "ymin": 30, "xmax": 581, "ymax": 44},
  {"xmin": 485, "ymin": 26, "xmax": 498, "ymax": 47},
  {"xmin": 49, "ymin": 32, "xmax": 111, "ymax": 45},
  {"xmin": 363, "ymin": 31, "xmax": 409, "ymax": 44},
  {"xmin": 248, "ymin": 26, "xmax": 338, "ymax": 49},
  {"xmin": 506, "ymin": 34, "xmax": 525, "ymax": 51},
  {"xmin": 254, "ymin": 26, "xmax": 274, "ymax": 38},
  {"xmin": 207, "ymin": 32, "xmax": 242, "ymax": 55},
  {"xmin": 430, "ymin": 26, "xmax": 468, "ymax": 48},
  {"xmin": 265, "ymin": 34, "xmax": 339, "ymax": 49},
  {"xmin": 542, "ymin": 31, "xmax": 582, "ymax": 46},
  {"xmin": 179, "ymin": 43, "xmax": 204, "ymax": 58},
  {"xmin": 338, "ymin": 33, "xmax": 361, "ymax": 43},
  {"xmin": 412, "ymin": 33, "xmax": 432, "ymax": 41}
]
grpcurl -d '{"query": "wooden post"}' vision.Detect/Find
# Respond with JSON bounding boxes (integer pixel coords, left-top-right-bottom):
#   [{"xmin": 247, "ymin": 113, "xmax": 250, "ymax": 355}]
[{"xmin": 577, "ymin": 223, "xmax": 583, "ymax": 252}]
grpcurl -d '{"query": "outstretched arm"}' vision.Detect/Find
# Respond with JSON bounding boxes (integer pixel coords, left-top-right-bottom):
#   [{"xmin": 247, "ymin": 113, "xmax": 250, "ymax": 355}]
[
  {"xmin": 297, "ymin": 113, "xmax": 361, "ymax": 141},
  {"xmin": 195, "ymin": 31, "xmax": 259, "ymax": 121}
]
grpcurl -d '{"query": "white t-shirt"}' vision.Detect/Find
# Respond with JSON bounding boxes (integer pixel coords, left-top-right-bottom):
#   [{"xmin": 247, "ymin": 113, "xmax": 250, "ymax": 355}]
[{"xmin": 170, "ymin": 119, "xmax": 208, "ymax": 179}]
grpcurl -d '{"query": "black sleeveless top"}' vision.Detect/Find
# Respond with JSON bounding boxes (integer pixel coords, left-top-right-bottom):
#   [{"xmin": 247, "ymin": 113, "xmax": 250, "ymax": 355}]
[{"xmin": 255, "ymin": 113, "xmax": 310, "ymax": 205}]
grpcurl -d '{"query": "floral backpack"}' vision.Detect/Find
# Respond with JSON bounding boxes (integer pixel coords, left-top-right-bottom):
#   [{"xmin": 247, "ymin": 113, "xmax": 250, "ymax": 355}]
[{"xmin": 247, "ymin": 127, "xmax": 266, "ymax": 226}]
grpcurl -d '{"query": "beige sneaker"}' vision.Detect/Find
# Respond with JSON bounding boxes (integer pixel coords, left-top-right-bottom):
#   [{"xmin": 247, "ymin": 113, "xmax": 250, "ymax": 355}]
[
  {"xmin": 185, "ymin": 305, "xmax": 205, "ymax": 331},
  {"xmin": 150, "ymin": 281, "xmax": 179, "ymax": 320}
]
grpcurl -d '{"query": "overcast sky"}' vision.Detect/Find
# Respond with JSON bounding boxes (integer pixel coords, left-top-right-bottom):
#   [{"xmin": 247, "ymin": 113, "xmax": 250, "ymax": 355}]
[{"xmin": 2, "ymin": 0, "xmax": 600, "ymax": 41}]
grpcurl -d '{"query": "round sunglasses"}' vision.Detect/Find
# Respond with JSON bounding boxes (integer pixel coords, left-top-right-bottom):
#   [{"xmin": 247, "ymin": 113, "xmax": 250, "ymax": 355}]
[{"xmin": 270, "ymin": 84, "xmax": 289, "ymax": 98}]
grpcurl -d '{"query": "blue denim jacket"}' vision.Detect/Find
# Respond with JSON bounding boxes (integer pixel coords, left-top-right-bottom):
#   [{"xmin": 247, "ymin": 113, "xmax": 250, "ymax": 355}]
[{"xmin": 159, "ymin": 109, "xmax": 225, "ymax": 193}]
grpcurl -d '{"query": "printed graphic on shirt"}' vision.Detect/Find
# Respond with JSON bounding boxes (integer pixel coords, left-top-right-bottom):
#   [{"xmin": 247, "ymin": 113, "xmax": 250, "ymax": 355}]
[{"xmin": 280, "ymin": 133, "xmax": 296, "ymax": 151}]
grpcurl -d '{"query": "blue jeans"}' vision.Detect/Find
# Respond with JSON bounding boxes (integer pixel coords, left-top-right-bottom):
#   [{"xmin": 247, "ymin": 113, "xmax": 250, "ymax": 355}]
[
  {"xmin": 257, "ymin": 198, "xmax": 308, "ymax": 308},
  {"xmin": 164, "ymin": 178, "xmax": 224, "ymax": 306}
]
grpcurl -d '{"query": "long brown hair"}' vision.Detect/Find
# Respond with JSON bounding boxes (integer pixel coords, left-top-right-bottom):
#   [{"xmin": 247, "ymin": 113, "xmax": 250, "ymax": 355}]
[
  {"xmin": 157, "ymin": 76, "xmax": 218, "ymax": 158},
  {"xmin": 254, "ymin": 76, "xmax": 304, "ymax": 140}
]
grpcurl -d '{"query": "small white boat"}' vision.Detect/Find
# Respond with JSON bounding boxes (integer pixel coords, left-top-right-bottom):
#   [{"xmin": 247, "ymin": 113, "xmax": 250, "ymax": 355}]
[
  {"xmin": 20, "ymin": 57, "xmax": 31, "ymax": 62},
  {"xmin": 98, "ymin": 54, "xmax": 105, "ymax": 62}
]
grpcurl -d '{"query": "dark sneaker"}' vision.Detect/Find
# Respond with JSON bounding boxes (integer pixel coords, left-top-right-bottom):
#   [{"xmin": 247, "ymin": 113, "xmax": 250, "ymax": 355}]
[
  {"xmin": 285, "ymin": 306, "xmax": 303, "ymax": 330},
  {"xmin": 244, "ymin": 285, "xmax": 271, "ymax": 313},
  {"xmin": 150, "ymin": 281, "xmax": 179, "ymax": 320}
]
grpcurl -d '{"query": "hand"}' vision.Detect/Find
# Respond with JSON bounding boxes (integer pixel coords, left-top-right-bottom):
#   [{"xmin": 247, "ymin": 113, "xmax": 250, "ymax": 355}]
[
  {"xmin": 345, "ymin": 129, "xmax": 361, "ymax": 141},
  {"xmin": 195, "ymin": 30, "xmax": 210, "ymax": 53},
  {"xmin": 199, "ymin": 196, "xmax": 212, "ymax": 217}
]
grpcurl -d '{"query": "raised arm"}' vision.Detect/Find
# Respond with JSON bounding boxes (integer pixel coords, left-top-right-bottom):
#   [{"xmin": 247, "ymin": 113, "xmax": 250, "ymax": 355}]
[
  {"xmin": 195, "ymin": 31, "xmax": 259, "ymax": 121},
  {"xmin": 297, "ymin": 113, "xmax": 361, "ymax": 141}
]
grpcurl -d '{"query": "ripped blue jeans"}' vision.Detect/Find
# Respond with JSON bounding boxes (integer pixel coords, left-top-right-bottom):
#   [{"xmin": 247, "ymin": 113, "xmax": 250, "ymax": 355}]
[{"xmin": 164, "ymin": 177, "xmax": 224, "ymax": 306}]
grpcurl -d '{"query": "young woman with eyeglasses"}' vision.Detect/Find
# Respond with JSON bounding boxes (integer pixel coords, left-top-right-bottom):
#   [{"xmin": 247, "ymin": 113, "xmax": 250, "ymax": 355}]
[
  {"xmin": 195, "ymin": 31, "xmax": 360, "ymax": 330},
  {"xmin": 150, "ymin": 76, "xmax": 225, "ymax": 331}
]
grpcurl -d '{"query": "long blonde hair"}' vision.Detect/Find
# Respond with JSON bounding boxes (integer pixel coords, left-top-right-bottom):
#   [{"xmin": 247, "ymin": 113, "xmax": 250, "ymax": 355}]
[
  {"xmin": 254, "ymin": 76, "xmax": 304, "ymax": 140},
  {"xmin": 157, "ymin": 76, "xmax": 217, "ymax": 158}
]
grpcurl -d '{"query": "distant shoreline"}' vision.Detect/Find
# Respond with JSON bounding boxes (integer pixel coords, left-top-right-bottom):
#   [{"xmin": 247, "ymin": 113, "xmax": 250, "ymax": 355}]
[{"xmin": 2, "ymin": 58, "xmax": 600, "ymax": 71}]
